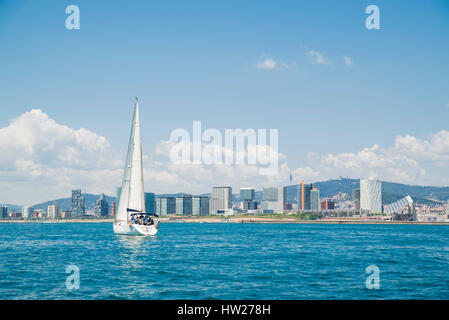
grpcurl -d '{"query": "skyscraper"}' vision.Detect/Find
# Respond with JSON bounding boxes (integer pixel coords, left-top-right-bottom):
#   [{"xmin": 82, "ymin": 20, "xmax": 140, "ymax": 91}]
[
  {"xmin": 71, "ymin": 190, "xmax": 85, "ymax": 216},
  {"xmin": 0, "ymin": 206, "xmax": 8, "ymax": 218},
  {"xmin": 310, "ymin": 189, "xmax": 320, "ymax": 211},
  {"xmin": 211, "ymin": 187, "xmax": 232, "ymax": 214},
  {"xmin": 297, "ymin": 181, "xmax": 313, "ymax": 210},
  {"xmin": 155, "ymin": 197, "xmax": 176, "ymax": 215},
  {"xmin": 352, "ymin": 189, "xmax": 361, "ymax": 211},
  {"xmin": 360, "ymin": 178, "xmax": 382, "ymax": 213},
  {"xmin": 192, "ymin": 196, "xmax": 210, "ymax": 216},
  {"xmin": 47, "ymin": 205, "xmax": 59, "ymax": 219},
  {"xmin": 22, "ymin": 206, "xmax": 34, "ymax": 219},
  {"xmin": 262, "ymin": 186, "xmax": 286, "ymax": 213},
  {"xmin": 144, "ymin": 192, "xmax": 155, "ymax": 214},
  {"xmin": 176, "ymin": 194, "xmax": 193, "ymax": 215},
  {"xmin": 94, "ymin": 193, "xmax": 109, "ymax": 217},
  {"xmin": 240, "ymin": 187, "xmax": 257, "ymax": 213}
]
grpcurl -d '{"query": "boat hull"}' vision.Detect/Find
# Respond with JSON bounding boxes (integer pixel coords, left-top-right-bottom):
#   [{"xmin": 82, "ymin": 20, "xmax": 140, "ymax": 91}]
[{"xmin": 113, "ymin": 221, "xmax": 158, "ymax": 236}]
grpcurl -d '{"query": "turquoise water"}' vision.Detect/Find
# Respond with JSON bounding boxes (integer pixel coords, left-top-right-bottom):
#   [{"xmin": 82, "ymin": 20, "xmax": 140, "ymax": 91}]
[{"xmin": 0, "ymin": 223, "xmax": 448, "ymax": 299}]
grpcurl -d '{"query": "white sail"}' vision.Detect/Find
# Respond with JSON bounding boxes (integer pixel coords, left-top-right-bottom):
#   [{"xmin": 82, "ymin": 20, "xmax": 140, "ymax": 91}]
[{"xmin": 116, "ymin": 99, "xmax": 146, "ymax": 222}]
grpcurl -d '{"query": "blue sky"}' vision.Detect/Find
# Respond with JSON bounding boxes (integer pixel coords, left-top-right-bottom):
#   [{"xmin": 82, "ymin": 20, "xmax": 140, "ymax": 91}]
[{"xmin": 0, "ymin": 0, "xmax": 449, "ymax": 203}]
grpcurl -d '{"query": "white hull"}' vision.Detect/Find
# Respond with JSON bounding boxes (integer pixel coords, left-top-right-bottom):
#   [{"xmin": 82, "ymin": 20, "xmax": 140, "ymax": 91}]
[{"xmin": 113, "ymin": 221, "xmax": 158, "ymax": 236}]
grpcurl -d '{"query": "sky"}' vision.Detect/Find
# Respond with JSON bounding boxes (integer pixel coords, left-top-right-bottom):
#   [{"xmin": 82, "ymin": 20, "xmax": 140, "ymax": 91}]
[{"xmin": 0, "ymin": 0, "xmax": 448, "ymax": 204}]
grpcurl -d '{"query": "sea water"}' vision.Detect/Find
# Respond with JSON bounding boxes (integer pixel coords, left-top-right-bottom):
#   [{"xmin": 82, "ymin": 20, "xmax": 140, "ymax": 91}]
[{"xmin": 0, "ymin": 223, "xmax": 448, "ymax": 299}]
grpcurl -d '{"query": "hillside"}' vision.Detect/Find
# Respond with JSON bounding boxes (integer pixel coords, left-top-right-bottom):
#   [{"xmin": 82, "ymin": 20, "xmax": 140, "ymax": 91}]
[
  {"xmin": 5, "ymin": 178, "xmax": 449, "ymax": 211},
  {"xmin": 314, "ymin": 178, "xmax": 448, "ymax": 205},
  {"xmin": 260, "ymin": 178, "xmax": 448, "ymax": 205},
  {"xmin": 32, "ymin": 194, "xmax": 116, "ymax": 211}
]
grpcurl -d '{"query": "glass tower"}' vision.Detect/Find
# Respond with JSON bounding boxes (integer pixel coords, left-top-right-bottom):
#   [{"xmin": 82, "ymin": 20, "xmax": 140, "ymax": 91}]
[
  {"xmin": 144, "ymin": 192, "xmax": 155, "ymax": 214},
  {"xmin": 297, "ymin": 181, "xmax": 313, "ymax": 210},
  {"xmin": 71, "ymin": 190, "xmax": 85, "ymax": 216},
  {"xmin": 360, "ymin": 178, "xmax": 382, "ymax": 213}
]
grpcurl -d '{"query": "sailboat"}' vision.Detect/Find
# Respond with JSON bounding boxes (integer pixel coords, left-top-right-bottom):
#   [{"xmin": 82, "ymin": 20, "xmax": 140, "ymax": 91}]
[{"xmin": 113, "ymin": 98, "xmax": 159, "ymax": 236}]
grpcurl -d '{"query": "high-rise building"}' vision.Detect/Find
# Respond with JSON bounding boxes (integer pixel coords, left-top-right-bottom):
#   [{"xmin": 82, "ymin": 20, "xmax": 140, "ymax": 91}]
[
  {"xmin": 310, "ymin": 189, "xmax": 320, "ymax": 211},
  {"xmin": 192, "ymin": 196, "xmax": 210, "ymax": 215},
  {"xmin": 240, "ymin": 188, "xmax": 255, "ymax": 201},
  {"xmin": 144, "ymin": 192, "xmax": 155, "ymax": 214},
  {"xmin": 352, "ymin": 189, "xmax": 361, "ymax": 211},
  {"xmin": 176, "ymin": 194, "xmax": 192, "ymax": 215},
  {"xmin": 211, "ymin": 187, "xmax": 232, "ymax": 214},
  {"xmin": 94, "ymin": 193, "xmax": 109, "ymax": 217},
  {"xmin": 71, "ymin": 190, "xmax": 85, "ymax": 216},
  {"xmin": 262, "ymin": 186, "xmax": 286, "ymax": 213},
  {"xmin": 360, "ymin": 178, "xmax": 382, "ymax": 213},
  {"xmin": 116, "ymin": 186, "xmax": 122, "ymax": 209},
  {"xmin": 22, "ymin": 206, "xmax": 34, "ymax": 219},
  {"xmin": 111, "ymin": 201, "xmax": 116, "ymax": 217},
  {"xmin": 240, "ymin": 187, "xmax": 256, "ymax": 213},
  {"xmin": 47, "ymin": 205, "xmax": 59, "ymax": 219},
  {"xmin": 320, "ymin": 199, "xmax": 335, "ymax": 210},
  {"xmin": 0, "ymin": 206, "xmax": 8, "ymax": 218},
  {"xmin": 156, "ymin": 197, "xmax": 176, "ymax": 215},
  {"xmin": 297, "ymin": 181, "xmax": 313, "ymax": 210}
]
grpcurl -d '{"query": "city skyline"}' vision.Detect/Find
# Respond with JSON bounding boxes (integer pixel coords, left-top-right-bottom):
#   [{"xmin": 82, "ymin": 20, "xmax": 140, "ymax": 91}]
[
  {"xmin": 2, "ymin": 176, "xmax": 449, "ymax": 221},
  {"xmin": 3, "ymin": 174, "xmax": 449, "ymax": 209},
  {"xmin": 0, "ymin": 1, "xmax": 449, "ymax": 203}
]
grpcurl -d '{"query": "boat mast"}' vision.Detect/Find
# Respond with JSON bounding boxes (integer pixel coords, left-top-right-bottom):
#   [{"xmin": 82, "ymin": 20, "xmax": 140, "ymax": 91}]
[{"xmin": 116, "ymin": 98, "xmax": 145, "ymax": 221}]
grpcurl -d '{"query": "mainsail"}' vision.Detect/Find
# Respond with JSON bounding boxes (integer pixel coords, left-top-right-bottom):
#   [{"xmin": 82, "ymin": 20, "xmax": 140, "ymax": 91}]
[{"xmin": 116, "ymin": 99, "xmax": 146, "ymax": 222}]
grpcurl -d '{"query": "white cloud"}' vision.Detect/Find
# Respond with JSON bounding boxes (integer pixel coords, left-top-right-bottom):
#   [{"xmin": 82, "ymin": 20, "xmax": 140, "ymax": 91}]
[
  {"xmin": 256, "ymin": 58, "xmax": 277, "ymax": 69},
  {"xmin": 313, "ymin": 131, "xmax": 449, "ymax": 186},
  {"xmin": 343, "ymin": 56, "xmax": 353, "ymax": 66},
  {"xmin": 0, "ymin": 109, "xmax": 122, "ymax": 204},
  {"xmin": 308, "ymin": 50, "xmax": 329, "ymax": 65},
  {"xmin": 394, "ymin": 131, "xmax": 449, "ymax": 162}
]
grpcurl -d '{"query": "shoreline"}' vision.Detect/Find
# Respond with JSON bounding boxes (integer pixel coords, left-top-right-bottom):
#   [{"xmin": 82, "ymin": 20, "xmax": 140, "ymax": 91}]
[{"xmin": 1, "ymin": 217, "xmax": 449, "ymax": 225}]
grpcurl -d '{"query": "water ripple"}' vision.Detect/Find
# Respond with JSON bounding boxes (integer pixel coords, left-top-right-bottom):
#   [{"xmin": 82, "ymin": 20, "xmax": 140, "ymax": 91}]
[{"xmin": 0, "ymin": 223, "xmax": 448, "ymax": 299}]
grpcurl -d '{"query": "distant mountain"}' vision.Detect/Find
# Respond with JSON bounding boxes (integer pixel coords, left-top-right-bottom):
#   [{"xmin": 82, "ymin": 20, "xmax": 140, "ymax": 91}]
[
  {"xmin": 5, "ymin": 178, "xmax": 449, "ymax": 211},
  {"xmin": 31, "ymin": 192, "xmax": 209, "ymax": 212},
  {"xmin": 250, "ymin": 178, "xmax": 448, "ymax": 206},
  {"xmin": 32, "ymin": 194, "xmax": 116, "ymax": 211},
  {"xmin": 314, "ymin": 178, "xmax": 449, "ymax": 205}
]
